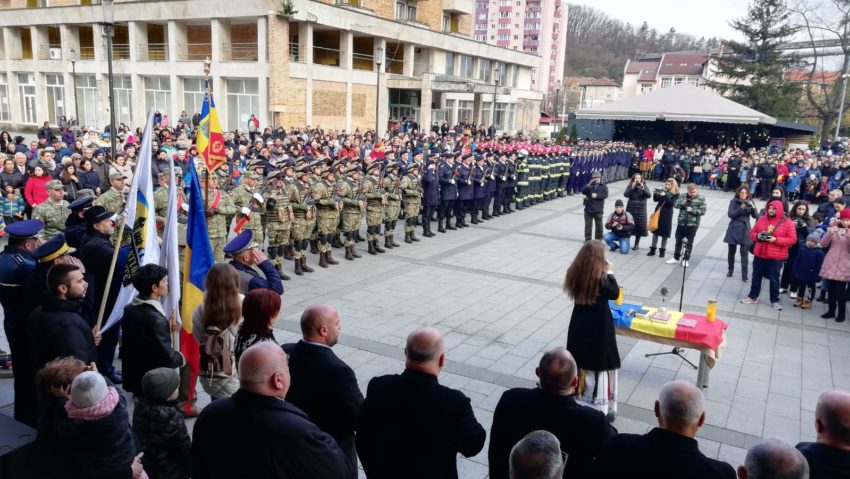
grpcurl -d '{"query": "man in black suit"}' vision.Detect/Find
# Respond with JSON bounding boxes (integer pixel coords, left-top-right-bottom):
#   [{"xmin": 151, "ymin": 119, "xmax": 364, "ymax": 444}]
[
  {"xmin": 593, "ymin": 380, "xmax": 736, "ymax": 479},
  {"xmin": 191, "ymin": 341, "xmax": 349, "ymax": 479},
  {"xmin": 797, "ymin": 390, "xmax": 850, "ymax": 479},
  {"xmin": 739, "ymin": 439, "xmax": 809, "ymax": 479},
  {"xmin": 489, "ymin": 347, "xmax": 616, "ymax": 479},
  {"xmin": 283, "ymin": 304, "xmax": 363, "ymax": 479},
  {"xmin": 356, "ymin": 326, "xmax": 486, "ymax": 479}
]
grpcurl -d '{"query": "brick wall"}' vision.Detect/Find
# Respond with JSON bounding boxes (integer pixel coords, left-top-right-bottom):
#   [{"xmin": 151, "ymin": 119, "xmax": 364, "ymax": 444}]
[
  {"xmin": 276, "ymin": 78, "xmax": 307, "ymax": 127},
  {"xmin": 417, "ymin": 0, "xmax": 443, "ymax": 32},
  {"xmin": 352, "ymin": 83, "xmax": 376, "ymax": 130},
  {"xmin": 312, "ymin": 80, "xmax": 347, "ymax": 130},
  {"xmin": 458, "ymin": 13, "xmax": 471, "ymax": 35},
  {"xmin": 231, "ymin": 24, "xmax": 257, "ymax": 44}
]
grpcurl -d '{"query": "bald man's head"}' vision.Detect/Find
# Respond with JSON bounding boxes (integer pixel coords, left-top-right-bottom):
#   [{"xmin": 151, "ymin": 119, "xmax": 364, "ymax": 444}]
[
  {"xmin": 656, "ymin": 381, "xmax": 705, "ymax": 436},
  {"xmin": 740, "ymin": 439, "xmax": 809, "ymax": 479},
  {"xmin": 536, "ymin": 347, "xmax": 577, "ymax": 394},
  {"xmin": 300, "ymin": 304, "xmax": 341, "ymax": 346},
  {"xmin": 238, "ymin": 341, "xmax": 290, "ymax": 398},
  {"xmin": 405, "ymin": 327, "xmax": 445, "ymax": 372},
  {"xmin": 816, "ymin": 390, "xmax": 850, "ymax": 448}
]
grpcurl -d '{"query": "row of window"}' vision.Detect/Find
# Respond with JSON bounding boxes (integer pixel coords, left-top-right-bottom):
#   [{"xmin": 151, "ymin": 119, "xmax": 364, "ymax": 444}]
[
  {"xmin": 444, "ymin": 53, "xmax": 519, "ymax": 87},
  {"xmin": 659, "ymin": 76, "xmax": 701, "ymax": 88},
  {"xmin": 443, "ymin": 99, "xmax": 516, "ymax": 130},
  {"xmin": 0, "ymin": 72, "xmax": 259, "ymax": 131}
]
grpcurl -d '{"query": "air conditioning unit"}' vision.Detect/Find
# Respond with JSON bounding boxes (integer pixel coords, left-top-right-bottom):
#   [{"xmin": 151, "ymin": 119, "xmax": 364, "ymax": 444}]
[{"xmin": 48, "ymin": 48, "xmax": 62, "ymax": 60}]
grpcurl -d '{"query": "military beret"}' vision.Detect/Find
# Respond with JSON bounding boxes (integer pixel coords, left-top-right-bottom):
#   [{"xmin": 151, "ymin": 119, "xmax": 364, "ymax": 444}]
[
  {"xmin": 45, "ymin": 180, "xmax": 63, "ymax": 191},
  {"xmin": 68, "ymin": 195, "xmax": 95, "ymax": 211},
  {"xmin": 109, "ymin": 172, "xmax": 127, "ymax": 181},
  {"xmin": 223, "ymin": 230, "xmax": 257, "ymax": 256},
  {"xmin": 84, "ymin": 205, "xmax": 114, "ymax": 226},
  {"xmin": 6, "ymin": 220, "xmax": 43, "ymax": 239},
  {"xmin": 33, "ymin": 233, "xmax": 73, "ymax": 263}
]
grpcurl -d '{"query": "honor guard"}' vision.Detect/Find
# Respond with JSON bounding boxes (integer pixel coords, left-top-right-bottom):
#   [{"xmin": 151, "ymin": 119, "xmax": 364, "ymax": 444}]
[
  {"xmin": 471, "ymin": 155, "xmax": 486, "ymax": 224},
  {"xmin": 338, "ymin": 163, "xmax": 365, "ymax": 259},
  {"xmin": 231, "ymin": 171, "xmax": 266, "ymax": 246},
  {"xmin": 381, "ymin": 162, "xmax": 403, "ymax": 249},
  {"xmin": 313, "ymin": 164, "xmax": 342, "ymax": 268},
  {"xmin": 400, "ymin": 161, "xmax": 423, "ymax": 243},
  {"xmin": 288, "ymin": 164, "xmax": 317, "ymax": 275},
  {"xmin": 363, "ymin": 162, "xmax": 387, "ymax": 254},
  {"xmin": 32, "ymin": 180, "xmax": 70, "ymax": 241},
  {"xmin": 65, "ymin": 195, "xmax": 95, "ymax": 249},
  {"xmin": 200, "ymin": 171, "xmax": 238, "ymax": 262},
  {"xmin": 437, "ymin": 153, "xmax": 458, "ymax": 232},
  {"xmin": 264, "ymin": 170, "xmax": 292, "ymax": 281}
]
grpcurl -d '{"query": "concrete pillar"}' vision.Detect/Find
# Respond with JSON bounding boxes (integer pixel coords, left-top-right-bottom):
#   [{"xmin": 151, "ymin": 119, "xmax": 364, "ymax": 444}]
[
  {"xmin": 169, "ymin": 20, "xmax": 186, "ymax": 62},
  {"xmin": 472, "ymin": 91, "xmax": 481, "ymax": 125},
  {"xmin": 8, "ymin": 71, "xmax": 21, "ymax": 126},
  {"xmin": 341, "ymin": 30, "xmax": 353, "ymax": 71},
  {"xmin": 375, "ymin": 38, "xmax": 387, "ymax": 133},
  {"xmin": 211, "ymin": 18, "xmax": 227, "ymax": 63},
  {"xmin": 61, "ymin": 25, "xmax": 80, "ymax": 63},
  {"xmin": 4, "ymin": 27, "xmax": 22, "ymax": 61},
  {"xmin": 257, "ymin": 16, "xmax": 267, "ymax": 64},
  {"xmin": 131, "ymin": 73, "xmax": 145, "ymax": 127},
  {"xmin": 32, "ymin": 26, "xmax": 47, "ymax": 60},
  {"xmin": 403, "ymin": 42, "xmax": 414, "ymax": 77},
  {"xmin": 258, "ymin": 74, "xmax": 269, "ymax": 132},
  {"xmin": 299, "ymin": 22, "xmax": 313, "ymax": 64},
  {"xmin": 128, "ymin": 21, "xmax": 143, "ymax": 62},
  {"xmin": 419, "ymin": 74, "xmax": 432, "ymax": 128}
]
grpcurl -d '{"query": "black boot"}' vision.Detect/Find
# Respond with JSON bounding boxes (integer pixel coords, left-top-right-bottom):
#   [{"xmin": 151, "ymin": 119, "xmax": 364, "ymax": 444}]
[
  {"xmin": 632, "ymin": 238, "xmax": 640, "ymax": 251},
  {"xmin": 301, "ymin": 257, "xmax": 314, "ymax": 273},
  {"xmin": 326, "ymin": 250, "xmax": 338, "ymax": 265},
  {"xmin": 647, "ymin": 247, "xmax": 656, "ymax": 257},
  {"xmin": 345, "ymin": 246, "xmax": 354, "ymax": 261},
  {"xmin": 438, "ymin": 219, "xmax": 446, "ymax": 233},
  {"xmin": 310, "ymin": 240, "xmax": 319, "ymax": 255},
  {"xmin": 294, "ymin": 257, "xmax": 303, "ymax": 275},
  {"xmin": 405, "ymin": 232, "xmax": 413, "ymax": 244},
  {"xmin": 384, "ymin": 236, "xmax": 394, "ymax": 249},
  {"xmin": 411, "ymin": 230, "xmax": 420, "ymax": 242},
  {"xmin": 471, "ymin": 213, "xmax": 480, "ymax": 224},
  {"xmin": 368, "ymin": 240, "xmax": 377, "ymax": 255},
  {"xmin": 374, "ymin": 238, "xmax": 385, "ymax": 253},
  {"xmin": 351, "ymin": 245, "xmax": 362, "ymax": 258},
  {"xmin": 446, "ymin": 218, "xmax": 456, "ymax": 230},
  {"xmin": 283, "ymin": 245, "xmax": 293, "ymax": 260},
  {"xmin": 318, "ymin": 252, "xmax": 329, "ymax": 268},
  {"xmin": 390, "ymin": 234, "xmax": 400, "ymax": 247},
  {"xmin": 659, "ymin": 248, "xmax": 666, "ymax": 258}
]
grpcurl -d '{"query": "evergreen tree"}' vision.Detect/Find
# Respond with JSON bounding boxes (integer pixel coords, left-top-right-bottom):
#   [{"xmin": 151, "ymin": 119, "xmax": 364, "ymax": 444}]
[{"xmin": 709, "ymin": 0, "xmax": 801, "ymax": 120}]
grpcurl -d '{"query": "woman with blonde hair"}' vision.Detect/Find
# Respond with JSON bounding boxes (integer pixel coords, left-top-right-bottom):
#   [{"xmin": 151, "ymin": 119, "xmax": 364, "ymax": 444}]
[
  {"xmin": 563, "ymin": 240, "xmax": 620, "ymax": 420},
  {"xmin": 193, "ymin": 263, "xmax": 243, "ymax": 400},
  {"xmin": 646, "ymin": 177, "xmax": 680, "ymax": 258}
]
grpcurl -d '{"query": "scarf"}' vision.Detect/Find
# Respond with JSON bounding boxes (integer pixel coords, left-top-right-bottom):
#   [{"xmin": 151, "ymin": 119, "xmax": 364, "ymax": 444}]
[{"xmin": 65, "ymin": 386, "xmax": 119, "ymax": 420}]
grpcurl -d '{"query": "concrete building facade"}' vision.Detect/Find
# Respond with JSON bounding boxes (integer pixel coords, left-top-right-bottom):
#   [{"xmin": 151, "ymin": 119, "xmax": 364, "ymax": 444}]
[
  {"xmin": 0, "ymin": 0, "xmax": 543, "ymax": 134},
  {"xmin": 472, "ymin": 0, "xmax": 566, "ymax": 95}
]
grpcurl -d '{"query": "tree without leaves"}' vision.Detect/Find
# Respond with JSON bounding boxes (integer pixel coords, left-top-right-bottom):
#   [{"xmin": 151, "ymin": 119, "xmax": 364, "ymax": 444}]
[
  {"xmin": 791, "ymin": 0, "xmax": 850, "ymax": 143},
  {"xmin": 709, "ymin": 0, "xmax": 803, "ymax": 120}
]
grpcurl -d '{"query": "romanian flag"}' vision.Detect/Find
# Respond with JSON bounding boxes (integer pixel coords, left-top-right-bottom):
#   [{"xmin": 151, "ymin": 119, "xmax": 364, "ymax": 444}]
[
  {"xmin": 179, "ymin": 157, "xmax": 215, "ymax": 414},
  {"xmin": 195, "ymin": 81, "xmax": 226, "ymax": 173}
]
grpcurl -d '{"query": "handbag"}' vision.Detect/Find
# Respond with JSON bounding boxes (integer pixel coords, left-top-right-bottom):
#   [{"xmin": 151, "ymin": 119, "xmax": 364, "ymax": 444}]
[{"xmin": 648, "ymin": 207, "xmax": 661, "ymax": 232}]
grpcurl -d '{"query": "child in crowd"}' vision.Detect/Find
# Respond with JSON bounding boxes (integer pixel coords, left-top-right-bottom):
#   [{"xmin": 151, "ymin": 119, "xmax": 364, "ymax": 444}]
[
  {"xmin": 786, "ymin": 170, "xmax": 801, "ymax": 202},
  {"xmin": 709, "ymin": 165, "xmax": 722, "ymax": 190},
  {"xmin": 0, "ymin": 183, "xmax": 25, "ymax": 225},
  {"xmin": 793, "ymin": 233, "xmax": 825, "ymax": 310},
  {"xmin": 133, "ymin": 368, "xmax": 192, "ymax": 479}
]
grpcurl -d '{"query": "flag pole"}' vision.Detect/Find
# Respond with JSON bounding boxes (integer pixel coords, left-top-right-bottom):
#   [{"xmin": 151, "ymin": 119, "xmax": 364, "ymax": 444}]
[
  {"xmin": 93, "ymin": 214, "xmax": 127, "ymax": 334},
  {"xmin": 203, "ymin": 57, "xmax": 211, "ymax": 211}
]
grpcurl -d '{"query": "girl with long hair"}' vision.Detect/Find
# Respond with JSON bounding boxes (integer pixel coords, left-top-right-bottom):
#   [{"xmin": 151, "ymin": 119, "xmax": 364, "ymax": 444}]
[
  {"xmin": 192, "ymin": 263, "xmax": 242, "ymax": 400},
  {"xmin": 563, "ymin": 240, "xmax": 620, "ymax": 419}
]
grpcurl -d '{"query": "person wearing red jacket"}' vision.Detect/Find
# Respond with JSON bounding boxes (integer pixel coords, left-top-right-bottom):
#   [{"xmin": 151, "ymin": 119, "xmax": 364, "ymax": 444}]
[
  {"xmin": 24, "ymin": 164, "xmax": 50, "ymax": 208},
  {"xmin": 741, "ymin": 201, "xmax": 797, "ymax": 310}
]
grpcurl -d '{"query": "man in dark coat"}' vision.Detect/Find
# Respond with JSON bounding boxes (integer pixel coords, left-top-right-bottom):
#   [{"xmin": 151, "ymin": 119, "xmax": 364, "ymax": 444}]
[
  {"xmin": 581, "ymin": 171, "xmax": 608, "ymax": 242},
  {"xmin": 420, "ymin": 157, "xmax": 440, "ymax": 236},
  {"xmin": 356, "ymin": 326, "xmax": 486, "ymax": 479},
  {"xmin": 121, "ymin": 264, "xmax": 185, "ymax": 396},
  {"xmin": 79, "ymin": 205, "xmax": 126, "ymax": 382},
  {"xmin": 488, "ymin": 348, "xmax": 616, "ymax": 479},
  {"xmin": 740, "ymin": 439, "xmax": 809, "ymax": 479},
  {"xmin": 662, "ymin": 148, "xmax": 677, "ymax": 180},
  {"xmin": 593, "ymin": 380, "xmax": 736, "ymax": 479},
  {"xmin": 192, "ymin": 342, "xmax": 349, "ymax": 479},
  {"xmin": 624, "ymin": 174, "xmax": 652, "ymax": 250},
  {"xmin": 725, "ymin": 153, "xmax": 743, "ymax": 192},
  {"xmin": 438, "ymin": 154, "xmax": 458, "ymax": 232},
  {"xmin": 28, "ymin": 263, "xmax": 99, "ymax": 374},
  {"xmin": 283, "ymin": 305, "xmax": 363, "ymax": 479},
  {"xmin": 0, "ymin": 220, "xmax": 44, "ymax": 425},
  {"xmin": 455, "ymin": 155, "xmax": 473, "ymax": 227},
  {"xmin": 796, "ymin": 389, "xmax": 850, "ymax": 479}
]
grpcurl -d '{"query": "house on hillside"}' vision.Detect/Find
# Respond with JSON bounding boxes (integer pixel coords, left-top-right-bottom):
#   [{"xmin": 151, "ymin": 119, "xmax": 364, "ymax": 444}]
[
  {"xmin": 563, "ymin": 76, "xmax": 621, "ymax": 111},
  {"xmin": 622, "ymin": 52, "xmax": 712, "ymax": 97}
]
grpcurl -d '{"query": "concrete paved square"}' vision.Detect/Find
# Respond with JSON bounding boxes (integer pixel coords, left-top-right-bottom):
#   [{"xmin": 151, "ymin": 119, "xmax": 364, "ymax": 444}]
[{"xmin": 2, "ymin": 179, "xmax": 843, "ymax": 477}]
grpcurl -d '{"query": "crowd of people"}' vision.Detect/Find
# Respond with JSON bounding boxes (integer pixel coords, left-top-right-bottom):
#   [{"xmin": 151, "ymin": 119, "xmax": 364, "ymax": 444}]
[{"xmin": 2, "ymin": 116, "xmax": 850, "ymax": 478}]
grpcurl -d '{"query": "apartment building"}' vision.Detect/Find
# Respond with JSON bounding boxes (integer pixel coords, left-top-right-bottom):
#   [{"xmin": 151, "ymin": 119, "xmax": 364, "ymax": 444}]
[
  {"xmin": 472, "ymin": 0, "xmax": 566, "ymax": 95},
  {"xmin": 0, "ymin": 0, "xmax": 544, "ymax": 133}
]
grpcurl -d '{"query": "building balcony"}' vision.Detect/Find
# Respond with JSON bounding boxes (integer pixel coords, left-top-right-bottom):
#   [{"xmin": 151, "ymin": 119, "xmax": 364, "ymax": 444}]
[
  {"xmin": 221, "ymin": 42, "xmax": 258, "ymax": 61},
  {"xmin": 498, "ymin": 17, "xmax": 511, "ymax": 23},
  {"xmin": 79, "ymin": 46, "xmax": 96, "ymax": 60},
  {"xmin": 527, "ymin": 6, "xmax": 540, "ymax": 12},
  {"xmin": 498, "ymin": 5, "xmax": 512, "ymax": 11},
  {"xmin": 138, "ymin": 43, "xmax": 168, "ymax": 62},
  {"xmin": 38, "ymin": 44, "xmax": 63, "ymax": 60},
  {"xmin": 443, "ymin": 0, "xmax": 473, "ymax": 15},
  {"xmin": 112, "ymin": 44, "xmax": 130, "ymax": 60},
  {"xmin": 524, "ymin": 28, "xmax": 539, "ymax": 35},
  {"xmin": 522, "ymin": 39, "xmax": 538, "ymax": 47},
  {"xmin": 182, "ymin": 43, "xmax": 212, "ymax": 61}
]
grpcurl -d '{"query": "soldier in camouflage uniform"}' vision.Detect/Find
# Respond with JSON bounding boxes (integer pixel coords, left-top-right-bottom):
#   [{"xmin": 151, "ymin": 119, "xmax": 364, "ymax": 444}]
[
  {"xmin": 362, "ymin": 162, "xmax": 387, "ymax": 255},
  {"xmin": 153, "ymin": 171, "xmax": 187, "ymax": 234},
  {"xmin": 400, "ymin": 162, "xmax": 423, "ymax": 244},
  {"xmin": 381, "ymin": 162, "xmax": 402, "ymax": 249},
  {"xmin": 231, "ymin": 170, "xmax": 266, "ymax": 247},
  {"xmin": 263, "ymin": 170, "xmax": 292, "ymax": 281},
  {"xmin": 32, "ymin": 180, "xmax": 69, "ymax": 241},
  {"xmin": 313, "ymin": 164, "xmax": 342, "ymax": 268},
  {"xmin": 200, "ymin": 172, "xmax": 237, "ymax": 263},
  {"xmin": 280, "ymin": 164, "xmax": 297, "ymax": 260},
  {"xmin": 308, "ymin": 161, "xmax": 323, "ymax": 255},
  {"xmin": 338, "ymin": 163, "xmax": 364, "ymax": 260},
  {"xmin": 288, "ymin": 164, "xmax": 317, "ymax": 275},
  {"xmin": 94, "ymin": 172, "xmax": 127, "ymax": 214}
]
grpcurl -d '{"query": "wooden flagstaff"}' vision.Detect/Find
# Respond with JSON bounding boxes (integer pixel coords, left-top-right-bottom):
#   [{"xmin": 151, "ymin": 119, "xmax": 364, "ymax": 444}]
[{"xmin": 93, "ymin": 214, "xmax": 127, "ymax": 334}]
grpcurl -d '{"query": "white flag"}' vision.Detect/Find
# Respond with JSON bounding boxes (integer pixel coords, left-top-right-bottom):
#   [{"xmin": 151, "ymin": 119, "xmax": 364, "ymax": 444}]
[{"xmin": 160, "ymin": 156, "xmax": 182, "ymax": 327}]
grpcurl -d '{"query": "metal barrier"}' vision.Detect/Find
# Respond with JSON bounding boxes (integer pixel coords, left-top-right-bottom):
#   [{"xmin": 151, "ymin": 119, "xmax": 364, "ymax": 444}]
[
  {"xmin": 138, "ymin": 43, "xmax": 168, "ymax": 61},
  {"xmin": 221, "ymin": 42, "xmax": 258, "ymax": 61}
]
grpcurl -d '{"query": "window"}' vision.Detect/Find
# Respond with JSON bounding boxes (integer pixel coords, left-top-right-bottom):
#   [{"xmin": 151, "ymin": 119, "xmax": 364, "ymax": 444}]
[
  {"xmin": 17, "ymin": 73, "xmax": 36, "ymax": 125},
  {"xmin": 640, "ymin": 84, "xmax": 653, "ymax": 94},
  {"xmin": 75, "ymin": 74, "xmax": 99, "ymax": 128},
  {"xmin": 512, "ymin": 65, "xmax": 519, "ymax": 87},
  {"xmin": 475, "ymin": 35, "xmax": 487, "ymax": 41},
  {"xmin": 674, "ymin": 77, "xmax": 684, "ymax": 85},
  {"xmin": 499, "ymin": 11, "xmax": 509, "ymax": 18},
  {"xmin": 226, "ymin": 78, "xmax": 259, "ymax": 132},
  {"xmin": 494, "ymin": 102, "xmax": 507, "ymax": 129},
  {"xmin": 688, "ymin": 77, "xmax": 699, "ymax": 86},
  {"xmin": 45, "ymin": 74, "xmax": 65, "ymax": 126},
  {"xmin": 144, "ymin": 76, "xmax": 172, "ymax": 118},
  {"xmin": 476, "ymin": 23, "xmax": 487, "ymax": 30},
  {"xmin": 661, "ymin": 77, "xmax": 672, "ymax": 88},
  {"xmin": 479, "ymin": 59, "xmax": 491, "ymax": 82},
  {"xmin": 460, "ymin": 55, "xmax": 474, "ymax": 78},
  {"xmin": 114, "ymin": 75, "xmax": 133, "ymax": 126},
  {"xmin": 445, "ymin": 51, "xmax": 455, "ymax": 75},
  {"xmin": 445, "ymin": 98, "xmax": 456, "ymax": 125},
  {"xmin": 0, "ymin": 74, "xmax": 9, "ymax": 122},
  {"xmin": 481, "ymin": 101, "xmax": 491, "ymax": 125},
  {"xmin": 513, "ymin": 35, "xmax": 518, "ymax": 40},
  {"xmin": 478, "ymin": 13, "xmax": 487, "ymax": 20},
  {"xmin": 498, "ymin": 33, "xmax": 509, "ymax": 40},
  {"xmin": 183, "ymin": 77, "xmax": 206, "ymax": 121},
  {"xmin": 458, "ymin": 100, "xmax": 473, "ymax": 123},
  {"xmin": 396, "ymin": 1, "xmax": 416, "ymax": 20}
]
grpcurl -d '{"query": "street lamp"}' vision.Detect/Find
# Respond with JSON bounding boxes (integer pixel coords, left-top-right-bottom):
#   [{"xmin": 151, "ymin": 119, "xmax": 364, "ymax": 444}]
[
  {"xmin": 554, "ymin": 79, "xmax": 562, "ymax": 133},
  {"xmin": 69, "ymin": 48, "xmax": 79, "ymax": 129},
  {"xmin": 102, "ymin": 0, "xmax": 117, "ymax": 161},
  {"xmin": 492, "ymin": 68, "xmax": 500, "ymax": 135},
  {"xmin": 375, "ymin": 47, "xmax": 383, "ymax": 136}
]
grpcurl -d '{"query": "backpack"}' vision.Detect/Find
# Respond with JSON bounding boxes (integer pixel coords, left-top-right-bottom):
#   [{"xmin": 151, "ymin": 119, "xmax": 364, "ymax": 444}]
[{"xmin": 200, "ymin": 325, "xmax": 234, "ymax": 379}]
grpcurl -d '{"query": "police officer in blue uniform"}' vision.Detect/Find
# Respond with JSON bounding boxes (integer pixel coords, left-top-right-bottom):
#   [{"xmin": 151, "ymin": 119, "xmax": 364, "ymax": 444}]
[
  {"xmin": 455, "ymin": 154, "xmax": 473, "ymax": 227},
  {"xmin": 65, "ymin": 195, "xmax": 95, "ymax": 250},
  {"xmin": 225, "ymin": 229, "xmax": 284, "ymax": 295},
  {"xmin": 0, "ymin": 219, "xmax": 44, "ymax": 425},
  {"xmin": 420, "ymin": 154, "xmax": 440, "ymax": 237},
  {"xmin": 438, "ymin": 153, "xmax": 458, "ymax": 232},
  {"xmin": 483, "ymin": 153, "xmax": 497, "ymax": 219}
]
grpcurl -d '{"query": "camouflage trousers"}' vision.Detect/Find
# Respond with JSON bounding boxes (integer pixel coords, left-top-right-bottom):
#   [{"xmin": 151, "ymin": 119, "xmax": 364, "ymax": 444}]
[
  {"xmin": 403, "ymin": 199, "xmax": 420, "ymax": 233},
  {"xmin": 341, "ymin": 208, "xmax": 363, "ymax": 247},
  {"xmin": 366, "ymin": 205, "xmax": 384, "ymax": 241},
  {"xmin": 291, "ymin": 217, "xmax": 315, "ymax": 259},
  {"xmin": 384, "ymin": 203, "xmax": 401, "ymax": 223},
  {"xmin": 209, "ymin": 237, "xmax": 227, "ymax": 263},
  {"xmin": 247, "ymin": 226, "xmax": 264, "ymax": 249},
  {"xmin": 317, "ymin": 209, "xmax": 340, "ymax": 253}
]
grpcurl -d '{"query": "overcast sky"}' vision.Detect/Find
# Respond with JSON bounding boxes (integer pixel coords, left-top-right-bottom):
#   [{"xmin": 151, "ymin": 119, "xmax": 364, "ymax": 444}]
[{"xmin": 566, "ymin": 0, "xmax": 750, "ymax": 41}]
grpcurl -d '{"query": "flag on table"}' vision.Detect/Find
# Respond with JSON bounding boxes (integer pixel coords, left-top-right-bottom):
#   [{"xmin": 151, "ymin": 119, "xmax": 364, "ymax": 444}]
[
  {"xmin": 195, "ymin": 81, "xmax": 226, "ymax": 173},
  {"xmin": 159, "ymin": 156, "xmax": 182, "ymax": 326},
  {"xmin": 179, "ymin": 157, "xmax": 215, "ymax": 414},
  {"xmin": 101, "ymin": 108, "xmax": 160, "ymax": 333}
]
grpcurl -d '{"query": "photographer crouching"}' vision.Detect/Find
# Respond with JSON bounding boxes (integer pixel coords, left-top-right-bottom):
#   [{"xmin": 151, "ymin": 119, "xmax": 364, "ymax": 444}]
[{"xmin": 741, "ymin": 202, "xmax": 796, "ymax": 310}]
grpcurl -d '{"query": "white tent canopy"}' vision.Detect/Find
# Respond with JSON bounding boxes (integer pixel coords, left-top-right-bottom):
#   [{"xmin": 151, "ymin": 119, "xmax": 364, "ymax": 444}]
[{"xmin": 575, "ymin": 85, "xmax": 777, "ymax": 125}]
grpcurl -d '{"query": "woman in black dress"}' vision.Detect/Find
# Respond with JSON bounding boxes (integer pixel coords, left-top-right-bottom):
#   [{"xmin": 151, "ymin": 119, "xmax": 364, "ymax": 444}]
[
  {"xmin": 624, "ymin": 173, "xmax": 651, "ymax": 250},
  {"xmin": 646, "ymin": 177, "xmax": 680, "ymax": 258},
  {"xmin": 564, "ymin": 240, "xmax": 620, "ymax": 420}
]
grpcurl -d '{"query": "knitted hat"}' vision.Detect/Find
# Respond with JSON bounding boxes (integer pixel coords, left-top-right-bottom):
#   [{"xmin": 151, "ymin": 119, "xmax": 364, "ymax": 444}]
[
  {"xmin": 841, "ymin": 209, "xmax": 850, "ymax": 220},
  {"xmin": 141, "ymin": 368, "xmax": 180, "ymax": 402},
  {"xmin": 806, "ymin": 232, "xmax": 821, "ymax": 244},
  {"xmin": 70, "ymin": 371, "xmax": 108, "ymax": 408},
  {"xmin": 614, "ymin": 199, "xmax": 624, "ymax": 207}
]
